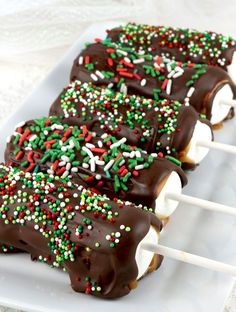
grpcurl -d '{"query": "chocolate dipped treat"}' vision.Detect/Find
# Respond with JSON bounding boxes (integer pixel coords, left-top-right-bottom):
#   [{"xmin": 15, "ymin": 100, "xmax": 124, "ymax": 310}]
[
  {"xmin": 107, "ymin": 23, "xmax": 236, "ymax": 82},
  {"xmin": 50, "ymin": 80, "xmax": 213, "ymax": 168},
  {"xmin": 5, "ymin": 117, "xmax": 187, "ymax": 218},
  {"xmin": 70, "ymin": 41, "xmax": 236, "ymax": 125},
  {"xmin": 0, "ymin": 164, "xmax": 163, "ymax": 298}
]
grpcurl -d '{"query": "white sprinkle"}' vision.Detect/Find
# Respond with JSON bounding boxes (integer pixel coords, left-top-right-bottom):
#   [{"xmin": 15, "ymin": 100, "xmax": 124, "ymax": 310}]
[
  {"xmin": 78, "ymin": 56, "xmax": 83, "ymax": 65},
  {"xmin": 107, "ymin": 83, "xmax": 114, "ymax": 89},
  {"xmin": 133, "ymin": 58, "xmax": 145, "ymax": 64},
  {"xmin": 140, "ymin": 79, "xmax": 146, "ymax": 87},
  {"xmin": 167, "ymin": 70, "xmax": 176, "ymax": 78},
  {"xmin": 86, "ymin": 143, "xmax": 95, "ymax": 149},
  {"xmin": 66, "ymin": 163, "xmax": 71, "ymax": 170},
  {"xmin": 98, "ymin": 140, "xmax": 103, "ymax": 148},
  {"xmin": 130, "ymin": 151, "xmax": 135, "ymax": 158},
  {"xmin": 115, "ymin": 232, "xmax": 121, "ymax": 238},
  {"xmin": 173, "ymin": 71, "xmax": 184, "ymax": 79},
  {"xmin": 91, "ymin": 73, "xmax": 98, "ymax": 81},
  {"xmin": 95, "ymin": 159, "xmax": 105, "ymax": 166},
  {"xmin": 15, "ymin": 121, "xmax": 25, "ymax": 129},
  {"xmin": 29, "ymin": 134, "xmax": 37, "ymax": 142},
  {"xmin": 60, "ymin": 202, "xmax": 66, "ymax": 208},
  {"xmin": 106, "ymin": 235, "xmax": 111, "ymax": 240},
  {"xmin": 101, "ymin": 133, "xmax": 108, "ymax": 139},
  {"xmin": 120, "ymin": 225, "xmax": 125, "ymax": 230},
  {"xmin": 123, "ymin": 152, "xmax": 130, "ymax": 157},
  {"xmin": 34, "ymin": 225, "xmax": 40, "ymax": 230},
  {"xmin": 187, "ymin": 87, "xmax": 195, "ymax": 98},
  {"xmin": 82, "ymin": 163, "xmax": 89, "ymax": 169},
  {"xmin": 124, "ymin": 57, "xmax": 131, "ymax": 63},
  {"xmin": 104, "ymin": 159, "xmax": 114, "ymax": 171},
  {"xmin": 61, "ymin": 170, "xmax": 69, "ymax": 179},
  {"xmin": 117, "ymin": 49, "xmax": 128, "ymax": 56},
  {"xmin": 120, "ymin": 83, "xmax": 127, "ymax": 95},
  {"xmin": 61, "ymin": 155, "xmax": 70, "ymax": 162},
  {"xmin": 110, "ymin": 137, "xmax": 127, "ymax": 149},
  {"xmin": 82, "ymin": 146, "xmax": 94, "ymax": 159},
  {"xmin": 96, "ymin": 174, "xmax": 102, "ymax": 180},
  {"xmin": 71, "ymin": 167, "xmax": 78, "ymax": 173},
  {"xmin": 119, "ymin": 159, "xmax": 125, "ymax": 167},
  {"xmin": 95, "ymin": 70, "xmax": 104, "ymax": 79},
  {"xmin": 166, "ymin": 79, "xmax": 172, "ymax": 95},
  {"xmin": 90, "ymin": 158, "xmax": 96, "ymax": 172},
  {"xmin": 59, "ymin": 161, "xmax": 66, "ymax": 167},
  {"xmin": 135, "ymin": 151, "xmax": 142, "ymax": 158},
  {"xmin": 61, "ymin": 146, "xmax": 67, "ymax": 152},
  {"xmin": 51, "ymin": 124, "xmax": 63, "ymax": 130},
  {"xmin": 135, "ymin": 164, "xmax": 144, "ymax": 170}
]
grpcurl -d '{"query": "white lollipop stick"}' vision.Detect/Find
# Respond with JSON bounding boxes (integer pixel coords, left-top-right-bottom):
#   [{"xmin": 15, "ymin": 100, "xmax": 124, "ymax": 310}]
[
  {"xmin": 197, "ymin": 140, "xmax": 236, "ymax": 155},
  {"xmin": 219, "ymin": 98, "xmax": 236, "ymax": 108},
  {"xmin": 166, "ymin": 192, "xmax": 236, "ymax": 217},
  {"xmin": 141, "ymin": 242, "xmax": 236, "ymax": 275}
]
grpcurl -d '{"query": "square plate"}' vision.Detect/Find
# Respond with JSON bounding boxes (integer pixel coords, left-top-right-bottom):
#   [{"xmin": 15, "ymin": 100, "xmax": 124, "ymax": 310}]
[{"xmin": 0, "ymin": 21, "xmax": 236, "ymax": 312}]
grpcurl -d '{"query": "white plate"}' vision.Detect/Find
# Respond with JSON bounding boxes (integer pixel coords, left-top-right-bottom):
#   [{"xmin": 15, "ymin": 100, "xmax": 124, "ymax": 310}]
[{"xmin": 0, "ymin": 21, "xmax": 236, "ymax": 312}]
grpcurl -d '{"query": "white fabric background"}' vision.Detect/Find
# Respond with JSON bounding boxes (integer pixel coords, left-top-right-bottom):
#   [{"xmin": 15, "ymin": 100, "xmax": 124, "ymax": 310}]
[{"xmin": 0, "ymin": 0, "xmax": 236, "ymax": 311}]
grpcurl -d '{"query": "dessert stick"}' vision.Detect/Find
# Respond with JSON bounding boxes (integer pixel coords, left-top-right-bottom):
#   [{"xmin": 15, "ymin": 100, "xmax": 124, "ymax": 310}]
[
  {"xmin": 70, "ymin": 41, "xmax": 236, "ymax": 125},
  {"xmin": 141, "ymin": 243, "xmax": 236, "ymax": 275},
  {"xmin": 0, "ymin": 165, "xmax": 236, "ymax": 300},
  {"xmin": 50, "ymin": 80, "xmax": 236, "ymax": 164},
  {"xmin": 107, "ymin": 23, "xmax": 236, "ymax": 83},
  {"xmin": 5, "ymin": 117, "xmax": 236, "ymax": 219},
  {"xmin": 167, "ymin": 193, "xmax": 236, "ymax": 217}
]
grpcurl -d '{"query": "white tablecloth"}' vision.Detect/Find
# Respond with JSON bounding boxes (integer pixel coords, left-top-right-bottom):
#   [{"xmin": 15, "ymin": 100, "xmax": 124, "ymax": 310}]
[{"xmin": 1, "ymin": 0, "xmax": 236, "ymax": 311}]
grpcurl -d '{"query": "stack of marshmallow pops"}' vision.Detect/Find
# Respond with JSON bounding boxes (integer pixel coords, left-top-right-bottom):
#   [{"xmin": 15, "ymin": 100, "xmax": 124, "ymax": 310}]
[{"xmin": 2, "ymin": 23, "xmax": 236, "ymax": 298}]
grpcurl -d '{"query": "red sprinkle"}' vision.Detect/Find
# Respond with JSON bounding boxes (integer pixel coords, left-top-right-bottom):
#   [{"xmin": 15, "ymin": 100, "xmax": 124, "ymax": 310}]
[
  {"xmin": 19, "ymin": 129, "xmax": 31, "ymax": 146},
  {"xmin": 132, "ymin": 170, "xmax": 139, "ymax": 177},
  {"xmin": 107, "ymin": 58, "xmax": 113, "ymax": 67},
  {"xmin": 25, "ymin": 163, "xmax": 36, "ymax": 172},
  {"xmin": 161, "ymin": 79, "xmax": 168, "ymax": 90},
  {"xmin": 15, "ymin": 150, "xmax": 24, "ymax": 160}
]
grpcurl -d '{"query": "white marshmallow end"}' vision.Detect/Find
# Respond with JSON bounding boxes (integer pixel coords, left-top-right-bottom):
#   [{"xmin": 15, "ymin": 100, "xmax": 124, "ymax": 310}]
[
  {"xmin": 227, "ymin": 51, "xmax": 236, "ymax": 84},
  {"xmin": 154, "ymin": 171, "xmax": 182, "ymax": 219},
  {"xmin": 135, "ymin": 226, "xmax": 159, "ymax": 280},
  {"xmin": 185, "ymin": 120, "xmax": 212, "ymax": 163},
  {"xmin": 210, "ymin": 83, "xmax": 234, "ymax": 125}
]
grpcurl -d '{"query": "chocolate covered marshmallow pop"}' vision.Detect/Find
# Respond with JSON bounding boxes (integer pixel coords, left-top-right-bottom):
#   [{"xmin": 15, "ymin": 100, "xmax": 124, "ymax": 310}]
[
  {"xmin": 107, "ymin": 23, "xmax": 236, "ymax": 83},
  {"xmin": 5, "ymin": 117, "xmax": 236, "ymax": 219},
  {"xmin": 0, "ymin": 164, "xmax": 236, "ymax": 299},
  {"xmin": 70, "ymin": 40, "xmax": 236, "ymax": 125}
]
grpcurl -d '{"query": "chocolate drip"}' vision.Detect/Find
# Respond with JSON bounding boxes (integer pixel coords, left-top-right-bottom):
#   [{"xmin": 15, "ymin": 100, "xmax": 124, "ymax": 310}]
[
  {"xmin": 5, "ymin": 116, "xmax": 187, "ymax": 210},
  {"xmin": 70, "ymin": 42, "xmax": 236, "ymax": 120},
  {"xmin": 49, "ymin": 81, "xmax": 210, "ymax": 170},
  {"xmin": 107, "ymin": 23, "xmax": 236, "ymax": 71},
  {"xmin": 0, "ymin": 164, "xmax": 162, "ymax": 298}
]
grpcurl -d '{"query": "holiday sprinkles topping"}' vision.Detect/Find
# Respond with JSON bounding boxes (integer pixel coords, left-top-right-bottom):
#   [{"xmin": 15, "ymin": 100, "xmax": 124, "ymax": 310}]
[
  {"xmin": 108, "ymin": 22, "xmax": 236, "ymax": 67},
  {"xmin": 8, "ymin": 116, "xmax": 164, "ymax": 193},
  {"xmin": 57, "ymin": 81, "xmax": 183, "ymax": 155},
  {"xmin": 0, "ymin": 164, "xmax": 142, "ymax": 295}
]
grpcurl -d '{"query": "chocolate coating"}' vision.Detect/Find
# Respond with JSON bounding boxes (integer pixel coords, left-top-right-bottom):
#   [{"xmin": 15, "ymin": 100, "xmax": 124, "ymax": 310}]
[
  {"xmin": 70, "ymin": 41, "xmax": 236, "ymax": 121},
  {"xmin": 5, "ymin": 116, "xmax": 187, "ymax": 210},
  {"xmin": 50, "ymin": 81, "xmax": 212, "ymax": 169},
  {"xmin": 0, "ymin": 164, "xmax": 162, "ymax": 298},
  {"xmin": 107, "ymin": 23, "xmax": 236, "ymax": 71}
]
